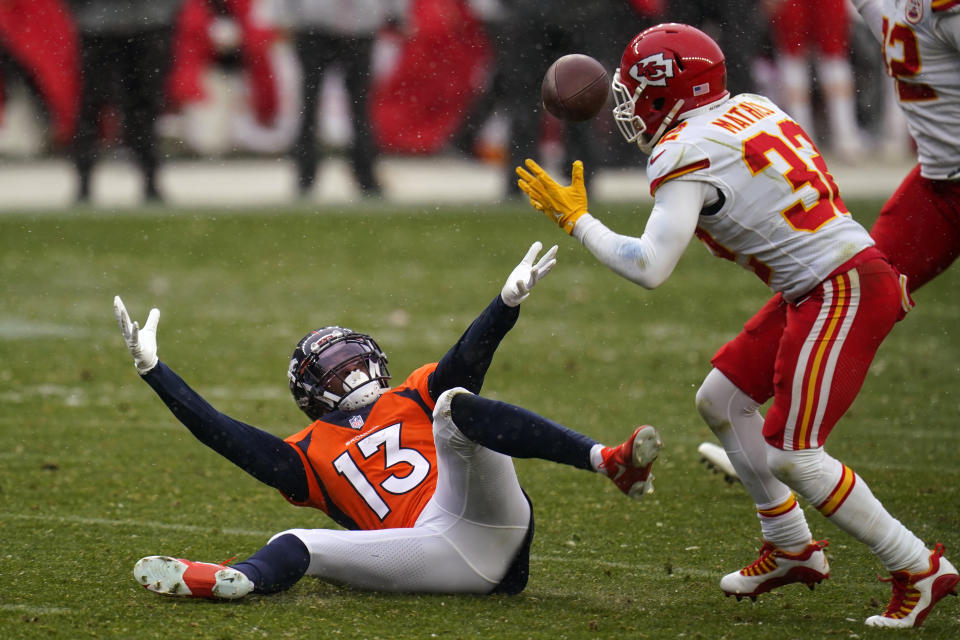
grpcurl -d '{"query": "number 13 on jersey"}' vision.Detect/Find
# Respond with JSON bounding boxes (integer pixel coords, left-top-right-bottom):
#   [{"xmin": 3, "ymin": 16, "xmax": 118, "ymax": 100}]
[{"xmin": 332, "ymin": 423, "xmax": 432, "ymax": 521}]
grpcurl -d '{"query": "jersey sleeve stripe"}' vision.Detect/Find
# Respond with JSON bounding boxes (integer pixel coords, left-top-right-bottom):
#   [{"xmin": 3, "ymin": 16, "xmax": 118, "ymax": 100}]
[
  {"xmin": 649, "ymin": 158, "xmax": 711, "ymax": 195},
  {"xmin": 932, "ymin": 0, "xmax": 960, "ymax": 12}
]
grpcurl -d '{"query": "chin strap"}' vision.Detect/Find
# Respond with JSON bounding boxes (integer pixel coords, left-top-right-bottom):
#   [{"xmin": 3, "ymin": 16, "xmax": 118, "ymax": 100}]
[{"xmin": 639, "ymin": 99, "xmax": 685, "ymax": 154}]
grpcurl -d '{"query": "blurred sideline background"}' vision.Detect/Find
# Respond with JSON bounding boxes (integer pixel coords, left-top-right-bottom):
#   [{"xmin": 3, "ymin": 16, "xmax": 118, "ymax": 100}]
[
  {"xmin": 0, "ymin": 153, "xmax": 914, "ymax": 210},
  {"xmin": 0, "ymin": 0, "xmax": 917, "ymax": 210}
]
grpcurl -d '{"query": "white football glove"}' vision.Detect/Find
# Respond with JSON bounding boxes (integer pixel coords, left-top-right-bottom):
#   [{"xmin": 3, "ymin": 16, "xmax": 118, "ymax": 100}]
[
  {"xmin": 500, "ymin": 241, "xmax": 558, "ymax": 307},
  {"xmin": 114, "ymin": 295, "xmax": 160, "ymax": 375}
]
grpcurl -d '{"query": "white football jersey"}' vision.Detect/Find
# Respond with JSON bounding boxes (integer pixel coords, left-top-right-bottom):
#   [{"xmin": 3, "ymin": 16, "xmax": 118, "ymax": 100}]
[
  {"xmin": 646, "ymin": 94, "xmax": 875, "ymax": 301},
  {"xmin": 878, "ymin": 0, "xmax": 960, "ymax": 180}
]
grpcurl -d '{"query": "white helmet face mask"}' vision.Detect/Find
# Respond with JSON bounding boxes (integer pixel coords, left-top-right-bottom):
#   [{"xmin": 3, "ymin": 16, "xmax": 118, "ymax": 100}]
[
  {"xmin": 337, "ymin": 369, "xmax": 383, "ymax": 412},
  {"xmin": 612, "ymin": 68, "xmax": 685, "ymax": 155}
]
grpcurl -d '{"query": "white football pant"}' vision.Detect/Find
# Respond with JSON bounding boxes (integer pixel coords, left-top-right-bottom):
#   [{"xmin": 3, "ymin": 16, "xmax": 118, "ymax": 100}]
[{"xmin": 271, "ymin": 398, "xmax": 531, "ymax": 593}]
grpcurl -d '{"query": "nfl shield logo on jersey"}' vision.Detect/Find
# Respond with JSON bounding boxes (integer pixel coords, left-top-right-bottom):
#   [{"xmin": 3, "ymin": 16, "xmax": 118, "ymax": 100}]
[{"xmin": 349, "ymin": 415, "xmax": 364, "ymax": 430}]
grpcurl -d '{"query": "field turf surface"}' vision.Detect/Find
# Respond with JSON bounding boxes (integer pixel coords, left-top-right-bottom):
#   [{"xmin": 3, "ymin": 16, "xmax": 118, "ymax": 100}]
[{"xmin": 1, "ymin": 200, "xmax": 958, "ymax": 638}]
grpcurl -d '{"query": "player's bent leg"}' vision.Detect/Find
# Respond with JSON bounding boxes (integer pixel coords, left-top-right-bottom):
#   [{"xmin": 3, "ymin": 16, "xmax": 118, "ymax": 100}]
[
  {"xmin": 431, "ymin": 388, "xmax": 532, "ymax": 526},
  {"xmin": 695, "ymin": 369, "xmax": 789, "ymax": 505},
  {"xmin": 430, "ymin": 387, "xmax": 534, "ymax": 590},
  {"xmin": 133, "ymin": 556, "xmax": 253, "ymax": 600},
  {"xmin": 719, "ymin": 539, "xmax": 830, "ymax": 600},
  {"xmin": 765, "ymin": 444, "xmax": 957, "ymax": 625},
  {"xmin": 277, "ymin": 503, "xmax": 530, "ymax": 594}
]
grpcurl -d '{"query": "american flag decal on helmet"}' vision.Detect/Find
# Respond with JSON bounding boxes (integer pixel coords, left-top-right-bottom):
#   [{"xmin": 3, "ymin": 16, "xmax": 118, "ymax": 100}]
[{"xmin": 693, "ymin": 82, "xmax": 710, "ymax": 96}]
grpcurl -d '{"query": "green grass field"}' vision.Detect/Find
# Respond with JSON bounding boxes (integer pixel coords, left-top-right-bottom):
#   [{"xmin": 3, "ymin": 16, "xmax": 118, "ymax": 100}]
[{"xmin": 2, "ymin": 200, "xmax": 958, "ymax": 639}]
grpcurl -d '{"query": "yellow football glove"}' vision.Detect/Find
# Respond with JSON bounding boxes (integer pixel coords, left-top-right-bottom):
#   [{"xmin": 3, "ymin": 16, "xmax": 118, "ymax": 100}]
[{"xmin": 516, "ymin": 159, "xmax": 589, "ymax": 235}]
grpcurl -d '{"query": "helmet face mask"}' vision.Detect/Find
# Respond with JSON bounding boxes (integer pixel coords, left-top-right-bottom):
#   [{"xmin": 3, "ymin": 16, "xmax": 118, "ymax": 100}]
[
  {"xmin": 289, "ymin": 327, "xmax": 390, "ymax": 419},
  {"xmin": 612, "ymin": 23, "xmax": 729, "ymax": 154},
  {"xmin": 612, "ymin": 69, "xmax": 687, "ymax": 154}
]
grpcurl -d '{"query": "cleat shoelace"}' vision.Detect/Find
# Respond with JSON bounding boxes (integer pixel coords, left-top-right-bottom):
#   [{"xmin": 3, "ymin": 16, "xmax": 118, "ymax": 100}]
[
  {"xmin": 741, "ymin": 542, "xmax": 779, "ymax": 577},
  {"xmin": 877, "ymin": 573, "xmax": 916, "ymax": 620},
  {"xmin": 740, "ymin": 539, "xmax": 828, "ymax": 577},
  {"xmin": 876, "ymin": 543, "xmax": 947, "ymax": 620}
]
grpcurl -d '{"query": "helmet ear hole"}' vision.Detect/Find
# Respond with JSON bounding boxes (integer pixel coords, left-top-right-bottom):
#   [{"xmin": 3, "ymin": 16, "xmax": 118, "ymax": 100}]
[{"xmin": 652, "ymin": 97, "xmax": 665, "ymax": 112}]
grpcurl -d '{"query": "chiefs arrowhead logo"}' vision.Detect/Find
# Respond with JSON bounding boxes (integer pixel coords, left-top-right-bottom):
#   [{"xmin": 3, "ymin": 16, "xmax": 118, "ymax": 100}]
[
  {"xmin": 905, "ymin": 0, "xmax": 922, "ymax": 24},
  {"xmin": 630, "ymin": 53, "xmax": 674, "ymax": 87}
]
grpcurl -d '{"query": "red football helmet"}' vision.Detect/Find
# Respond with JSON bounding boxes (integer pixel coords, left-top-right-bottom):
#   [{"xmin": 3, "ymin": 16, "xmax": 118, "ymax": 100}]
[{"xmin": 612, "ymin": 23, "xmax": 729, "ymax": 154}]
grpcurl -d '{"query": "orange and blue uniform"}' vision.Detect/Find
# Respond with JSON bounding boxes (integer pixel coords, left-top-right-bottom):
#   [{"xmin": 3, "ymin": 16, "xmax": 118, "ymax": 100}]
[
  {"xmin": 283, "ymin": 364, "xmax": 440, "ymax": 530},
  {"xmin": 139, "ymin": 293, "xmax": 600, "ymax": 595}
]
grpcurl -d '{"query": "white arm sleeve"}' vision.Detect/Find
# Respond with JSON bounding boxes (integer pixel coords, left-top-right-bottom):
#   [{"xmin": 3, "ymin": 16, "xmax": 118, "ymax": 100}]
[
  {"xmin": 571, "ymin": 179, "xmax": 710, "ymax": 289},
  {"xmin": 851, "ymin": 0, "xmax": 883, "ymax": 40}
]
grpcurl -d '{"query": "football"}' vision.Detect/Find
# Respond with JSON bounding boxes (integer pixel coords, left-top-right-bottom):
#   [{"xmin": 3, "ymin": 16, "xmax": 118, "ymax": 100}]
[{"xmin": 541, "ymin": 54, "xmax": 611, "ymax": 122}]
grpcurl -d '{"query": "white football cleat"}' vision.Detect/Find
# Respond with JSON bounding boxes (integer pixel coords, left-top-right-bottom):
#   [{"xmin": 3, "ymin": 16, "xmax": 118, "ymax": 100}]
[
  {"xmin": 134, "ymin": 556, "xmax": 253, "ymax": 600},
  {"xmin": 697, "ymin": 442, "xmax": 740, "ymax": 483},
  {"xmin": 865, "ymin": 544, "xmax": 959, "ymax": 628},
  {"xmin": 721, "ymin": 540, "xmax": 829, "ymax": 600}
]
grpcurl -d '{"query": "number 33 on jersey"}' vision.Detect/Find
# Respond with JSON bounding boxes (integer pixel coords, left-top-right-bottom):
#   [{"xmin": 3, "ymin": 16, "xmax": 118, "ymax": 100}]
[{"xmin": 647, "ymin": 93, "xmax": 875, "ymax": 302}]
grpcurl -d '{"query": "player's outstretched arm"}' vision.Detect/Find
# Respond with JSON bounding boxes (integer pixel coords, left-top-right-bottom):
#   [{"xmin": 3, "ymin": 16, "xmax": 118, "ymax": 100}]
[
  {"xmin": 516, "ymin": 159, "xmax": 590, "ymax": 235},
  {"xmin": 500, "ymin": 240, "xmax": 558, "ymax": 307},
  {"xmin": 572, "ymin": 179, "xmax": 705, "ymax": 289},
  {"xmin": 429, "ymin": 242, "xmax": 557, "ymax": 399},
  {"xmin": 112, "ymin": 295, "xmax": 309, "ymax": 501},
  {"xmin": 114, "ymin": 295, "xmax": 159, "ymax": 374}
]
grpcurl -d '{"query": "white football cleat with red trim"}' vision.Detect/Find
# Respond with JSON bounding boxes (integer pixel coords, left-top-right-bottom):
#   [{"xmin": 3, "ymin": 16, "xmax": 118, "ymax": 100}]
[
  {"xmin": 134, "ymin": 556, "xmax": 253, "ymax": 600},
  {"xmin": 721, "ymin": 539, "xmax": 829, "ymax": 600},
  {"xmin": 865, "ymin": 544, "xmax": 958, "ymax": 628}
]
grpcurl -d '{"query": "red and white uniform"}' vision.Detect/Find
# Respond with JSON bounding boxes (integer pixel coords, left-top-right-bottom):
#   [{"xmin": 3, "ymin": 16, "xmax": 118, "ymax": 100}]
[
  {"xmin": 573, "ymin": 93, "xmax": 911, "ymax": 449},
  {"xmin": 650, "ymin": 94, "xmax": 874, "ymax": 302},
  {"xmin": 854, "ymin": 0, "xmax": 960, "ymax": 289}
]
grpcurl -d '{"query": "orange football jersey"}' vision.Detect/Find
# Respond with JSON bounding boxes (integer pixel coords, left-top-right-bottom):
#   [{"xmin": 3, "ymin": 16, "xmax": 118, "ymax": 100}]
[{"xmin": 282, "ymin": 364, "xmax": 439, "ymax": 530}]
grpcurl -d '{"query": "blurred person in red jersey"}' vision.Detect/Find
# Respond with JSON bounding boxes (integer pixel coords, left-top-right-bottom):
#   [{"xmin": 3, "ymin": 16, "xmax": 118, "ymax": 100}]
[
  {"xmin": 0, "ymin": 0, "xmax": 80, "ymax": 148},
  {"xmin": 764, "ymin": 0, "xmax": 865, "ymax": 162}
]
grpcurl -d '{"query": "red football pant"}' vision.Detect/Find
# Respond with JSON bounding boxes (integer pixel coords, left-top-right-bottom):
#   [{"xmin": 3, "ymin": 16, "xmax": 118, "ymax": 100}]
[
  {"xmin": 712, "ymin": 251, "xmax": 909, "ymax": 450},
  {"xmin": 870, "ymin": 165, "xmax": 960, "ymax": 292}
]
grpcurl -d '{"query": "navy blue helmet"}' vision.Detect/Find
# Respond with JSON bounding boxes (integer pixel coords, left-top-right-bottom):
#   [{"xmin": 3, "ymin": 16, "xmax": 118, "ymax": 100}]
[{"xmin": 288, "ymin": 326, "xmax": 390, "ymax": 419}]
